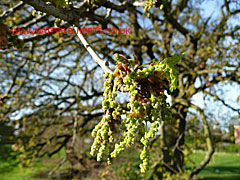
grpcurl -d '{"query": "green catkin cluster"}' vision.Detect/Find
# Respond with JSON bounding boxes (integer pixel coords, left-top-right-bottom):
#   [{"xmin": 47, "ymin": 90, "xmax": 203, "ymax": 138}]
[
  {"xmin": 54, "ymin": 0, "xmax": 72, "ymax": 8},
  {"xmin": 90, "ymin": 53, "xmax": 184, "ymax": 173},
  {"xmin": 91, "ymin": 0, "xmax": 99, "ymax": 4},
  {"xmin": 144, "ymin": 0, "xmax": 155, "ymax": 17}
]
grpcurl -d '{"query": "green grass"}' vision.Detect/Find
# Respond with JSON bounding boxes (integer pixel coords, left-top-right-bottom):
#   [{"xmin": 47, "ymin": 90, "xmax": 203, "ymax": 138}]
[
  {"xmin": 107, "ymin": 149, "xmax": 240, "ymax": 180},
  {"xmin": 0, "ymin": 156, "xmax": 51, "ymax": 180},
  {"xmin": 0, "ymin": 147, "xmax": 65, "ymax": 180},
  {"xmin": 191, "ymin": 151, "xmax": 240, "ymax": 180},
  {"xmin": 1, "ymin": 148, "xmax": 240, "ymax": 180}
]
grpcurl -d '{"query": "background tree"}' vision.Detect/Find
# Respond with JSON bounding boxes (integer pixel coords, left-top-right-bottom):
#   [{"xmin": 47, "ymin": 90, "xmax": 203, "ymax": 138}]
[{"xmin": 0, "ymin": 0, "xmax": 240, "ymax": 179}]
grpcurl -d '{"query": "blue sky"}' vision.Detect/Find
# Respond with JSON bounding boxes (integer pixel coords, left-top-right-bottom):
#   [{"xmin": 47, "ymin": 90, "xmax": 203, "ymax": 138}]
[{"xmin": 189, "ymin": 0, "xmax": 240, "ymax": 128}]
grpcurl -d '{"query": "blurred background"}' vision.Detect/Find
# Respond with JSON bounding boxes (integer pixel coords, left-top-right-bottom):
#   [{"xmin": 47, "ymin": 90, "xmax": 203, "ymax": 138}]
[{"xmin": 0, "ymin": 0, "xmax": 240, "ymax": 179}]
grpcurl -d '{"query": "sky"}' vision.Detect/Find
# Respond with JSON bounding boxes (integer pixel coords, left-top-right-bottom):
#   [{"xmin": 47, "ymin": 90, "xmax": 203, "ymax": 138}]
[{"xmin": 190, "ymin": 0, "xmax": 240, "ymax": 128}]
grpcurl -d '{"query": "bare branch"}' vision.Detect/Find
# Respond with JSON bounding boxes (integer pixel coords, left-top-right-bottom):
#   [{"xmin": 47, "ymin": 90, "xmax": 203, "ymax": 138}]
[
  {"xmin": 197, "ymin": 68, "xmax": 240, "ymax": 76},
  {"xmin": 48, "ymin": 157, "xmax": 67, "ymax": 177},
  {"xmin": 203, "ymin": 90, "xmax": 240, "ymax": 115},
  {"xmin": 22, "ymin": 0, "xmax": 88, "ymax": 22},
  {"xmin": 0, "ymin": 1, "xmax": 24, "ymax": 21},
  {"xmin": 18, "ymin": 14, "xmax": 48, "ymax": 28},
  {"xmin": 188, "ymin": 103, "xmax": 214, "ymax": 179},
  {"xmin": 72, "ymin": 24, "xmax": 113, "ymax": 74}
]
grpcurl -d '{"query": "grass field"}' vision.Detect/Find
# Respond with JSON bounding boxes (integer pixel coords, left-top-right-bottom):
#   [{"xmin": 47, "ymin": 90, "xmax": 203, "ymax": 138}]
[
  {"xmin": 191, "ymin": 151, "xmax": 240, "ymax": 180},
  {"xmin": 1, "ymin": 149, "xmax": 240, "ymax": 180}
]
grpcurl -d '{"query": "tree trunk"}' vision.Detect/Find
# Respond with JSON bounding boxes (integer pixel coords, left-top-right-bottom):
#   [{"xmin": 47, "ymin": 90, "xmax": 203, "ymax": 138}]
[
  {"xmin": 152, "ymin": 93, "xmax": 187, "ymax": 179},
  {"xmin": 162, "ymin": 103, "xmax": 187, "ymax": 173}
]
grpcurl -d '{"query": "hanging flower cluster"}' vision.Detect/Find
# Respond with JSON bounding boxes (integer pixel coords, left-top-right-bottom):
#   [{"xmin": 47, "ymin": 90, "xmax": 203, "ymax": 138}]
[{"xmin": 90, "ymin": 53, "xmax": 184, "ymax": 173}]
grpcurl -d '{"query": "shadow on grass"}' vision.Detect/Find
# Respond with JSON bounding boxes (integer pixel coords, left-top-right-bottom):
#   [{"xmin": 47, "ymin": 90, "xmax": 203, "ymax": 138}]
[
  {"xmin": 0, "ymin": 159, "xmax": 18, "ymax": 174},
  {"xmin": 0, "ymin": 145, "xmax": 19, "ymax": 174},
  {"xmin": 200, "ymin": 166, "xmax": 240, "ymax": 180},
  {"xmin": 203, "ymin": 176, "xmax": 240, "ymax": 180},
  {"xmin": 203, "ymin": 166, "xmax": 240, "ymax": 174}
]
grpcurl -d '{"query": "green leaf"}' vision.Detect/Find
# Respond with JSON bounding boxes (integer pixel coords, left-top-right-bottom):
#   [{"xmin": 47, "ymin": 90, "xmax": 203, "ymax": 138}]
[{"xmin": 165, "ymin": 52, "xmax": 185, "ymax": 68}]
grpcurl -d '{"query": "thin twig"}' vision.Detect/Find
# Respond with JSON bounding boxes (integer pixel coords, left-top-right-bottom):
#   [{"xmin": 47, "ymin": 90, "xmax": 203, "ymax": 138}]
[
  {"xmin": 0, "ymin": 1, "xmax": 24, "ymax": 21},
  {"xmin": 72, "ymin": 24, "xmax": 113, "ymax": 74},
  {"xmin": 67, "ymin": 117, "xmax": 78, "ymax": 154},
  {"xmin": 48, "ymin": 157, "xmax": 67, "ymax": 177},
  {"xmin": 203, "ymin": 90, "xmax": 240, "ymax": 115},
  {"xmin": 49, "ymin": 117, "xmax": 78, "ymax": 177}
]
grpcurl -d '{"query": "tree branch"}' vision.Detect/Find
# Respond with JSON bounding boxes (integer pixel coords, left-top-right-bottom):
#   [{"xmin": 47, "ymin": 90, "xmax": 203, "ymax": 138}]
[
  {"xmin": 197, "ymin": 68, "xmax": 240, "ymax": 76},
  {"xmin": 72, "ymin": 24, "xmax": 113, "ymax": 74},
  {"xmin": 188, "ymin": 103, "xmax": 214, "ymax": 179},
  {"xmin": 203, "ymin": 90, "xmax": 240, "ymax": 115},
  {"xmin": 22, "ymin": 0, "xmax": 88, "ymax": 22},
  {"xmin": 0, "ymin": 1, "xmax": 24, "ymax": 21}
]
